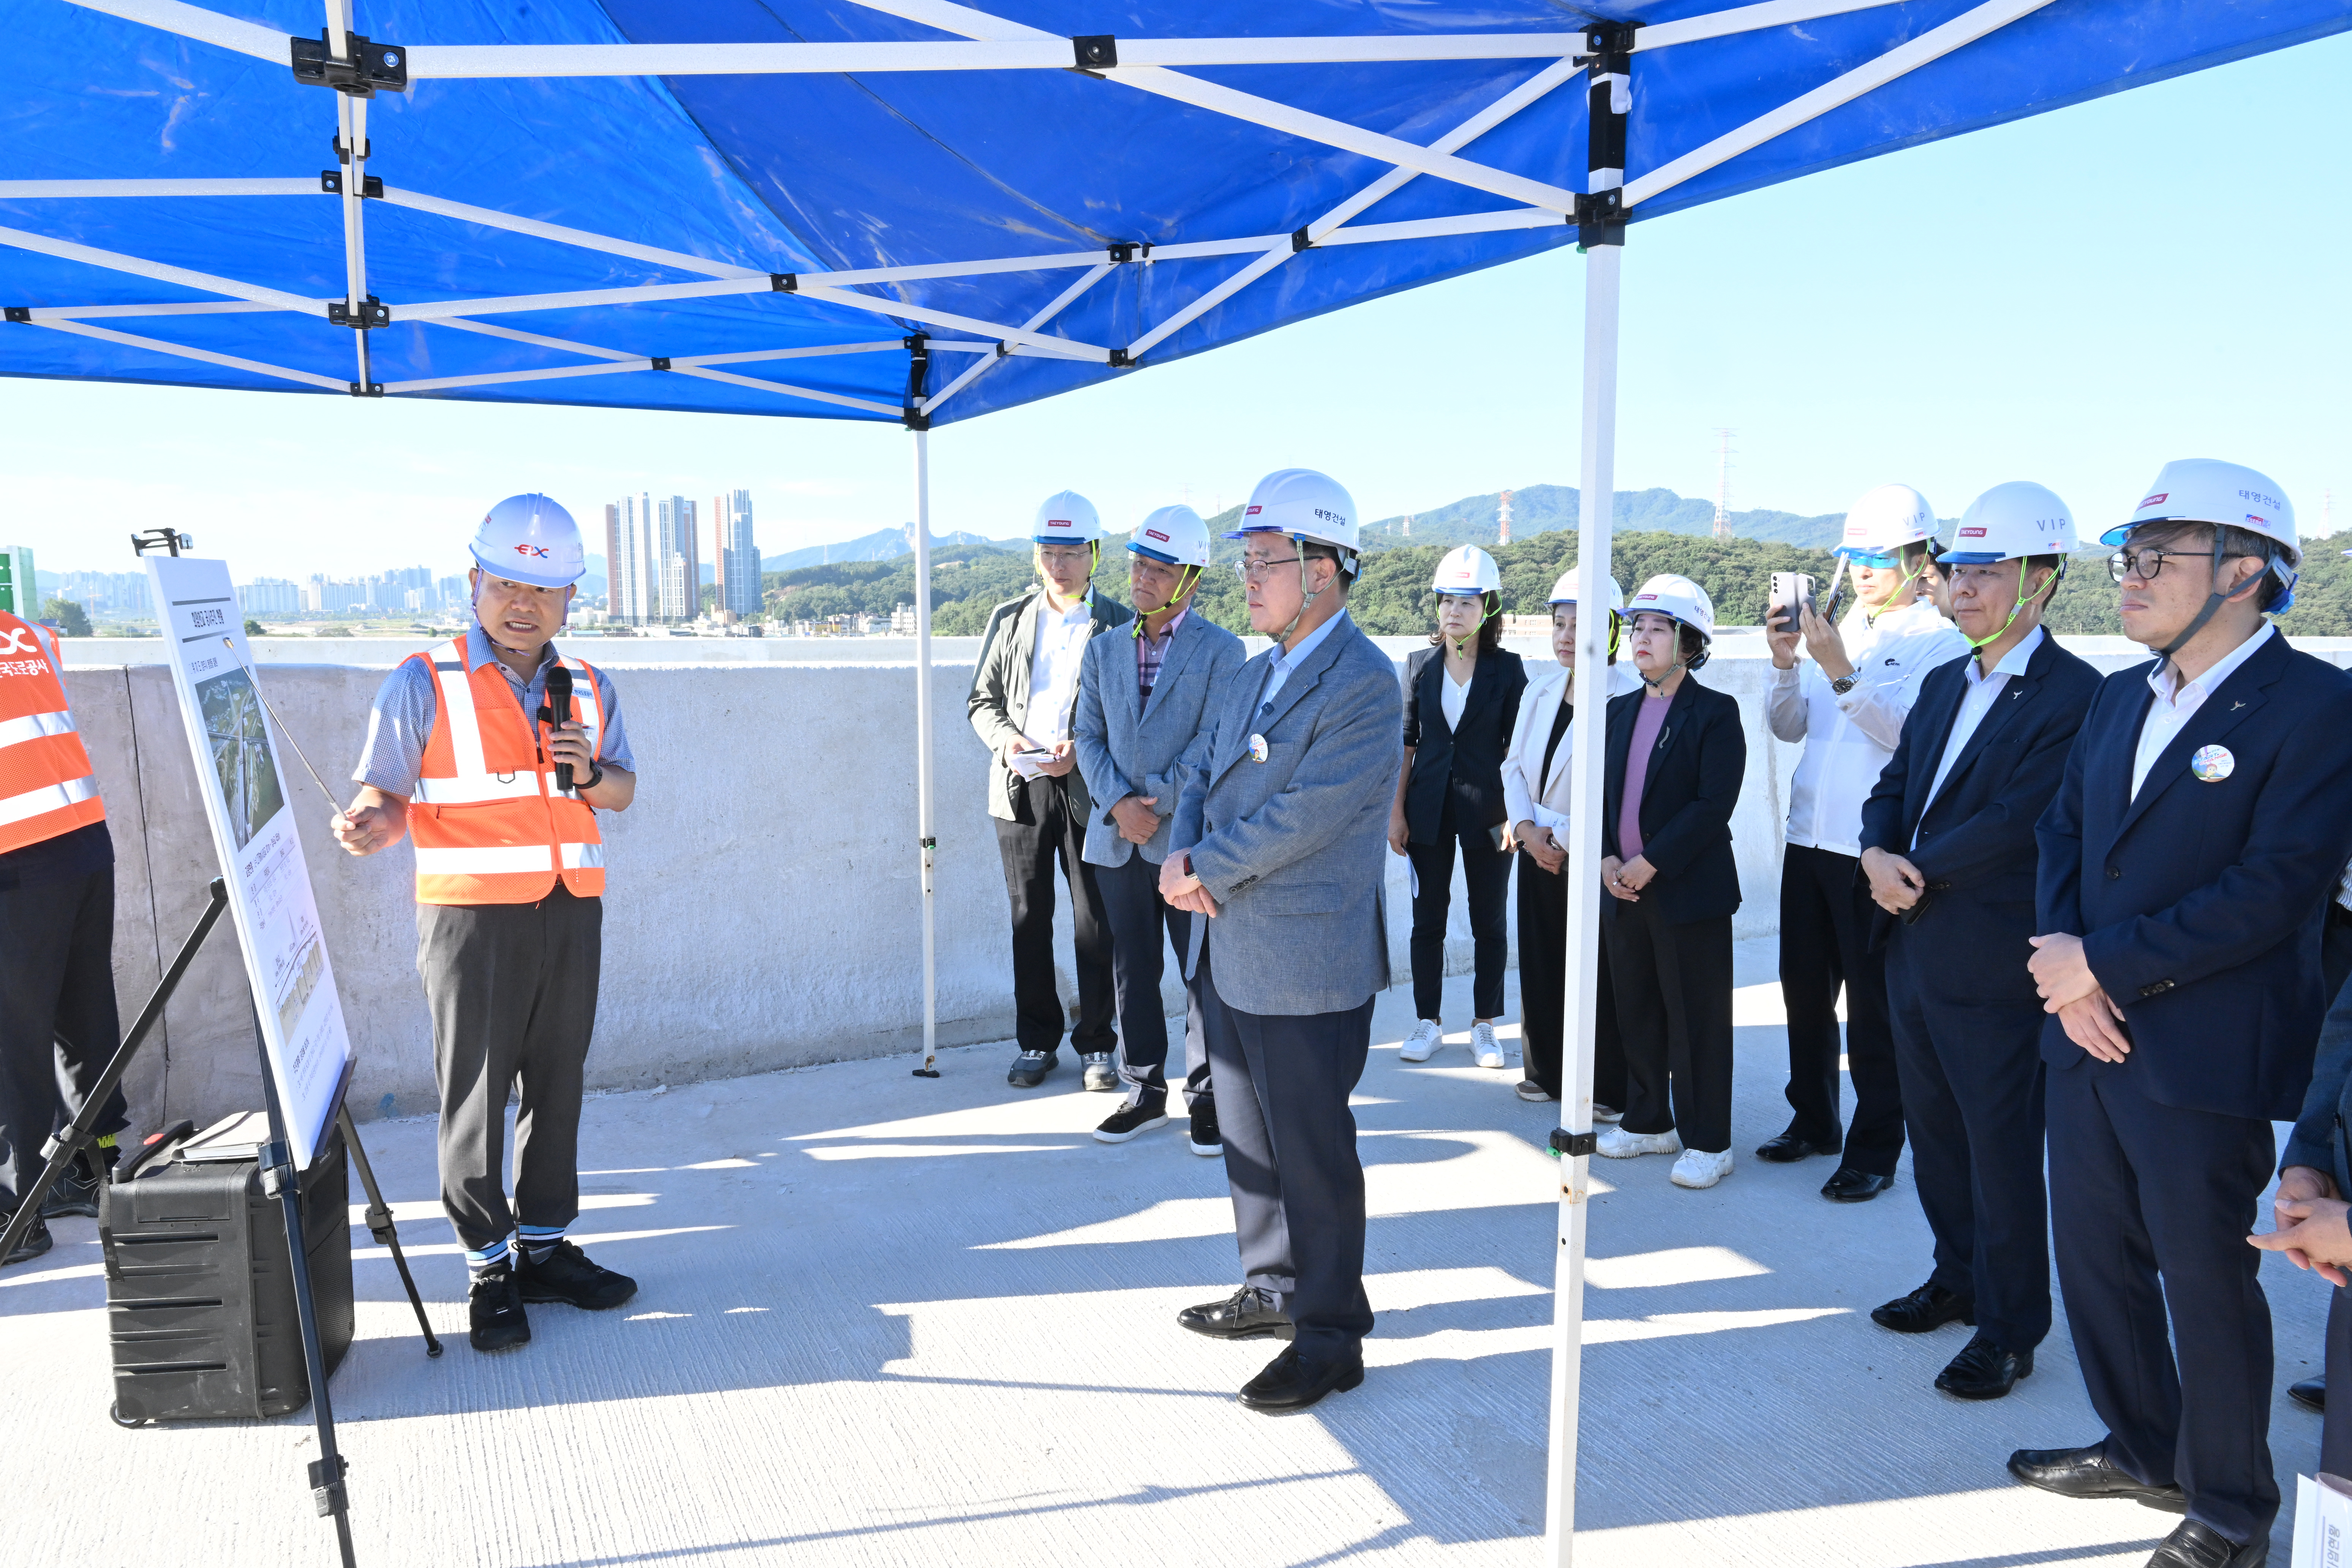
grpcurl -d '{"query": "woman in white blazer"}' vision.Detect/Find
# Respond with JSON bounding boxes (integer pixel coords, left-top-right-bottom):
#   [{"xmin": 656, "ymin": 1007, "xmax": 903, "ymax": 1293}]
[{"xmin": 1502, "ymin": 567, "xmax": 1641, "ymax": 1106}]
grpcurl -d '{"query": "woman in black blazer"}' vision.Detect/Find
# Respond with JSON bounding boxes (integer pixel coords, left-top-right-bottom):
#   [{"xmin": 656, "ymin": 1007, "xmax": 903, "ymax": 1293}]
[
  {"xmin": 1388, "ymin": 546, "xmax": 1527, "ymax": 1069},
  {"xmin": 1595, "ymin": 574, "xmax": 1746, "ymax": 1189}
]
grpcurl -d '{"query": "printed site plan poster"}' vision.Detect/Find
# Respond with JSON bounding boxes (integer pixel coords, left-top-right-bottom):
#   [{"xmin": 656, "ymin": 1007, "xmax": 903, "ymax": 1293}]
[{"xmin": 146, "ymin": 555, "xmax": 353, "ymax": 1170}]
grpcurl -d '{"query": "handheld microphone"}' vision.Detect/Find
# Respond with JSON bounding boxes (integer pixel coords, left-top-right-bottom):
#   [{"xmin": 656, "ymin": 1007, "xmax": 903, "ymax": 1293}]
[{"xmin": 544, "ymin": 664, "xmax": 576, "ymax": 793}]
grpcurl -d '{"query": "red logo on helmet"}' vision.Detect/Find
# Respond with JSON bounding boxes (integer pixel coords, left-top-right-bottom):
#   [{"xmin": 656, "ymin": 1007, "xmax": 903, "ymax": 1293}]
[
  {"xmin": 1246, "ymin": 505, "xmax": 1262, "ymax": 516},
  {"xmin": 1145, "ymin": 528, "xmax": 1169, "ymax": 542},
  {"xmin": 1045, "ymin": 518, "xmax": 1072, "ymax": 529},
  {"xmin": 2246, "ymin": 514, "xmax": 2266, "ymax": 528},
  {"xmin": 515, "ymin": 544, "xmax": 550, "ymax": 558},
  {"xmin": 1959, "ymin": 527, "xmax": 1987, "ymax": 537},
  {"xmin": 2139, "ymin": 493, "xmax": 2168, "ymax": 509}
]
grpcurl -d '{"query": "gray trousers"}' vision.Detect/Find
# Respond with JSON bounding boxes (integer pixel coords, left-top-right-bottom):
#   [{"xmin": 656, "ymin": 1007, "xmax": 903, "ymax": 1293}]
[
  {"xmin": 417, "ymin": 886, "xmax": 601, "ymax": 1255},
  {"xmin": 1094, "ymin": 852, "xmax": 1211, "ymax": 1109},
  {"xmin": 1198, "ymin": 934, "xmax": 1376, "ymax": 1362}
]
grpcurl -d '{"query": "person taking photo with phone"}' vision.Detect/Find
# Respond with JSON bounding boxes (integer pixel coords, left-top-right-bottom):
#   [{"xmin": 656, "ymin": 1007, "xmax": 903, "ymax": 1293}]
[
  {"xmin": 1762, "ymin": 484, "xmax": 1966, "ymax": 1203},
  {"xmin": 1391, "ymin": 546, "xmax": 1526, "ymax": 1071},
  {"xmin": 1856, "ymin": 482, "xmax": 2098, "ymax": 1401}
]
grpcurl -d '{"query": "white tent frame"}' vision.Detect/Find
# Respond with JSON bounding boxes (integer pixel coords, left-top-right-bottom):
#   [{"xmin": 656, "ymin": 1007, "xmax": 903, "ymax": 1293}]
[{"xmin": 0, "ymin": 0, "xmax": 2060, "ymax": 1553}]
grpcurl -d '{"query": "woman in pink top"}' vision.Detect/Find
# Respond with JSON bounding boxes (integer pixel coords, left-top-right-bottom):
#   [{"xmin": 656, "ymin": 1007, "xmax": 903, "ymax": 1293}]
[{"xmin": 1595, "ymin": 575, "xmax": 1748, "ymax": 1190}]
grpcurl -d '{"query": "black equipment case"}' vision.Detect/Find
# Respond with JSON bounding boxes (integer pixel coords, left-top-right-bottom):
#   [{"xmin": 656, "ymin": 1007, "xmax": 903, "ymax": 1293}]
[{"xmin": 100, "ymin": 1113, "xmax": 354, "ymax": 1423}]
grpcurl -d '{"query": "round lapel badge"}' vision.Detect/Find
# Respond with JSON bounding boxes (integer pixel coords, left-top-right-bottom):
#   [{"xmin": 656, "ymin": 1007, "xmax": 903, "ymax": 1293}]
[
  {"xmin": 2190, "ymin": 744, "xmax": 2235, "ymax": 783},
  {"xmin": 1249, "ymin": 733, "xmax": 1269, "ymax": 763}
]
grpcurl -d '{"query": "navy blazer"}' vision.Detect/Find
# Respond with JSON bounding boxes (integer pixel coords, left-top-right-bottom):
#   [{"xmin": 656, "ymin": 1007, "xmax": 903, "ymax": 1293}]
[
  {"xmin": 2034, "ymin": 631, "xmax": 2352, "ymax": 1121},
  {"xmin": 1400, "ymin": 644, "xmax": 1526, "ymax": 841},
  {"xmin": 1600, "ymin": 675, "xmax": 1746, "ymax": 925},
  {"xmin": 1859, "ymin": 631, "xmax": 2101, "ymax": 971}
]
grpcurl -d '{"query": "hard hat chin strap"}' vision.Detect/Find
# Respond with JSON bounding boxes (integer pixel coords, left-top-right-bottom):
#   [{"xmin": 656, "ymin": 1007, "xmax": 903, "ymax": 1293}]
[
  {"xmin": 1445, "ymin": 591, "xmax": 1498, "ymax": 658},
  {"xmin": 1274, "ymin": 536, "xmax": 1350, "ymax": 645},
  {"xmin": 1965, "ymin": 559, "xmax": 2065, "ymax": 653},
  {"xmin": 2155, "ymin": 537, "xmax": 2265, "ymax": 676},
  {"xmin": 1132, "ymin": 565, "xmax": 1202, "ymax": 637},
  {"xmin": 1864, "ymin": 551, "xmax": 1927, "ymax": 628}
]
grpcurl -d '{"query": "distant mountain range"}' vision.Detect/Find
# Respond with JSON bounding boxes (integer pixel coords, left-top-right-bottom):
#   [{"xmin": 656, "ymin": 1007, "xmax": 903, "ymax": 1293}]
[
  {"xmin": 762, "ymin": 525, "xmax": 998, "ymax": 572},
  {"xmin": 1360, "ymin": 484, "xmax": 1855, "ymax": 551}
]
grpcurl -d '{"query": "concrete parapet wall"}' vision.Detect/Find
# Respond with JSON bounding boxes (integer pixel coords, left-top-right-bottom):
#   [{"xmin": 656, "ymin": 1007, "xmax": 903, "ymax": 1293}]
[{"xmin": 66, "ymin": 633, "xmax": 2352, "ymax": 1139}]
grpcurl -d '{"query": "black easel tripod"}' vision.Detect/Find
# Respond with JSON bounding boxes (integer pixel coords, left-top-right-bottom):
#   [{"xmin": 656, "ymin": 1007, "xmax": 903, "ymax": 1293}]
[{"xmin": 0, "ymin": 878, "xmax": 442, "ymax": 1567}]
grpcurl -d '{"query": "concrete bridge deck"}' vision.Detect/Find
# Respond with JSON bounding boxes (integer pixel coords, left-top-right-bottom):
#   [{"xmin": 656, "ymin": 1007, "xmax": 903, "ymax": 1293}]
[{"xmin": 4, "ymin": 949, "xmax": 2328, "ymax": 1567}]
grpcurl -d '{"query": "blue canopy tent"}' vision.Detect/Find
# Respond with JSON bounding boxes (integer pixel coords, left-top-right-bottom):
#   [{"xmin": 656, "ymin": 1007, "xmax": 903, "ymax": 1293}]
[{"xmin": 6, "ymin": 0, "xmax": 2344, "ymax": 1556}]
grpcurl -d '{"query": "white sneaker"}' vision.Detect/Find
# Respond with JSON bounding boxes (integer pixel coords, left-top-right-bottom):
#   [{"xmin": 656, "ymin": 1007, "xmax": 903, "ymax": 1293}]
[
  {"xmin": 1595, "ymin": 1125, "xmax": 1682, "ymax": 1159},
  {"xmin": 1399, "ymin": 1020, "xmax": 1442, "ymax": 1062},
  {"xmin": 1472, "ymin": 1021, "xmax": 1506, "ymax": 1069},
  {"xmin": 1670, "ymin": 1148, "xmax": 1734, "ymax": 1189}
]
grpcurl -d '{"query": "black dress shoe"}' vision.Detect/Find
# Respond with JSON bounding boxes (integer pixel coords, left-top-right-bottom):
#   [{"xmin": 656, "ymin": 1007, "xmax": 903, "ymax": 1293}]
[
  {"xmin": 1755, "ymin": 1130, "xmax": 1842, "ymax": 1163},
  {"xmin": 2290, "ymin": 1374, "xmax": 2326, "ymax": 1413},
  {"xmin": 1936, "ymin": 1333, "xmax": 2033, "ymax": 1400},
  {"xmin": 1821, "ymin": 1168, "xmax": 1895, "ymax": 1203},
  {"xmin": 1871, "ymin": 1281, "xmax": 1975, "ymax": 1334},
  {"xmin": 2148, "ymin": 1519, "xmax": 2266, "ymax": 1568},
  {"xmin": 1179, "ymin": 1284, "xmax": 1293, "ymax": 1341},
  {"xmin": 1238, "ymin": 1345, "xmax": 1364, "ymax": 1413},
  {"xmin": 2006, "ymin": 1445, "xmax": 2187, "ymax": 1512}
]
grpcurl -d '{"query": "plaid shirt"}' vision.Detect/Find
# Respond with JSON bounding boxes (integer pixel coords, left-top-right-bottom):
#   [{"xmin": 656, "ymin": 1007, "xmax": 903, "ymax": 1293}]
[{"xmin": 1134, "ymin": 606, "xmax": 1189, "ymax": 704}]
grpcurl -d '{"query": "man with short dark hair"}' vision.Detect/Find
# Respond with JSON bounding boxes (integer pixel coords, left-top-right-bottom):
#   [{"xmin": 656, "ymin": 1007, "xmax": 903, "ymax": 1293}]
[{"xmin": 2014, "ymin": 461, "xmax": 2352, "ymax": 1568}]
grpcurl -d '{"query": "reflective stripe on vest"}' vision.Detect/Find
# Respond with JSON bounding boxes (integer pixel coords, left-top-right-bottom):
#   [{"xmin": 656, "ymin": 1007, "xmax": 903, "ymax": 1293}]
[
  {"xmin": 0, "ymin": 614, "xmax": 106, "ymax": 854},
  {"xmin": 405, "ymin": 636, "xmax": 607, "ymax": 904}
]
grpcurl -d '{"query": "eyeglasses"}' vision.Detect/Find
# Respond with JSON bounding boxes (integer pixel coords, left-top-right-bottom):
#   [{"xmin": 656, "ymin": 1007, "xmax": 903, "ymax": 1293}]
[
  {"xmin": 2107, "ymin": 546, "xmax": 2253, "ymax": 584},
  {"xmin": 1234, "ymin": 556, "xmax": 1301, "ymax": 583},
  {"xmin": 1036, "ymin": 545, "xmax": 1092, "ymax": 567},
  {"xmin": 1944, "ymin": 564, "xmax": 2013, "ymax": 585}
]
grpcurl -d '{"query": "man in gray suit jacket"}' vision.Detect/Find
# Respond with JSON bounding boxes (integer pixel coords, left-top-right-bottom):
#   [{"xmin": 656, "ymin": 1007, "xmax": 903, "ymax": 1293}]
[
  {"xmin": 967, "ymin": 492, "xmax": 1134, "ymax": 1090},
  {"xmin": 1073, "ymin": 505, "xmax": 1245, "ymax": 1153},
  {"xmin": 1161, "ymin": 468, "xmax": 1402, "ymax": 1413}
]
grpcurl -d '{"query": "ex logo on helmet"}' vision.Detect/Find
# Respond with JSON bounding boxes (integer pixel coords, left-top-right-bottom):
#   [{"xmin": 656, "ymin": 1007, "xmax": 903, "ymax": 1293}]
[{"xmin": 514, "ymin": 543, "xmax": 551, "ymax": 558}]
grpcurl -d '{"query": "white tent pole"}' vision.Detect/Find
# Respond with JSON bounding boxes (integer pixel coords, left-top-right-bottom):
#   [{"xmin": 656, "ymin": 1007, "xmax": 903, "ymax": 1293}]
[
  {"xmin": 1545, "ymin": 33, "xmax": 1631, "ymax": 1565},
  {"xmin": 911, "ymin": 425, "xmax": 942, "ymax": 1077}
]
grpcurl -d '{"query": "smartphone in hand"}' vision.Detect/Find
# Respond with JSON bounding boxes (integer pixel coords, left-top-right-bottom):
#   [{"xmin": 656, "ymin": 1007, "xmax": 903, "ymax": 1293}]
[{"xmin": 1768, "ymin": 571, "xmax": 1818, "ymax": 624}]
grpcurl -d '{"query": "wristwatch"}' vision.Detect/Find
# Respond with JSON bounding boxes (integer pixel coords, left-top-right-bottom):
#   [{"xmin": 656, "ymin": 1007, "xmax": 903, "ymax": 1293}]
[
  {"xmin": 577, "ymin": 761, "xmax": 605, "ymax": 793},
  {"xmin": 1830, "ymin": 675, "xmax": 1859, "ymax": 695}
]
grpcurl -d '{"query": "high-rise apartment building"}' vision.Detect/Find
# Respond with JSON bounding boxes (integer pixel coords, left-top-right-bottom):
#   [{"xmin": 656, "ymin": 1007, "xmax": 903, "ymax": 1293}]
[
  {"xmin": 237, "ymin": 578, "xmax": 301, "ymax": 615},
  {"xmin": 713, "ymin": 489, "xmax": 759, "ymax": 620},
  {"xmin": 607, "ymin": 493, "xmax": 657, "ymax": 624},
  {"xmin": 658, "ymin": 495, "xmax": 699, "ymax": 621}
]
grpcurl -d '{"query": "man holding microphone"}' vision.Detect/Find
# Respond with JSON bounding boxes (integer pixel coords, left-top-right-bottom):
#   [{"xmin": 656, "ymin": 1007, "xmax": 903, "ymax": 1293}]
[
  {"xmin": 1160, "ymin": 468, "xmax": 1402, "ymax": 1413},
  {"xmin": 333, "ymin": 495, "xmax": 639, "ymax": 1354}
]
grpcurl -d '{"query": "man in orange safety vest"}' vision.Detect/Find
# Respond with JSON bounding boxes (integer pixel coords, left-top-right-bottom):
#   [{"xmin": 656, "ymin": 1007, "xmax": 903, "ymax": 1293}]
[
  {"xmin": 333, "ymin": 495, "xmax": 639, "ymax": 1353},
  {"xmin": 0, "ymin": 608, "xmax": 128, "ymax": 1264}
]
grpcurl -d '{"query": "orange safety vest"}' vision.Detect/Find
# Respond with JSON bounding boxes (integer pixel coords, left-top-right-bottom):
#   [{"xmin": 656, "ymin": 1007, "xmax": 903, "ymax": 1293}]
[
  {"xmin": 404, "ymin": 636, "xmax": 607, "ymax": 905},
  {"xmin": 0, "ymin": 612, "xmax": 106, "ymax": 855}
]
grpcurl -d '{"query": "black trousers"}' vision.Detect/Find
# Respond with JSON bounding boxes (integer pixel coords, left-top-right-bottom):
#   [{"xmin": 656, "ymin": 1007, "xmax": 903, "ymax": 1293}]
[
  {"xmin": 1198, "ymin": 935, "xmax": 1376, "ymax": 1362},
  {"xmin": 1886, "ymin": 922, "xmax": 2050, "ymax": 1352},
  {"xmin": 1516, "ymin": 847, "xmax": 1625, "ymax": 1109},
  {"xmin": 1607, "ymin": 896, "xmax": 1735, "ymax": 1154},
  {"xmin": 2047, "ymin": 1059, "xmax": 2278, "ymax": 1546},
  {"xmin": 0, "ymin": 865, "xmax": 126, "ymax": 1209},
  {"xmin": 417, "ymin": 885, "xmax": 602, "ymax": 1256},
  {"xmin": 1777, "ymin": 843, "xmax": 1903, "ymax": 1172},
  {"xmin": 1405, "ymin": 798, "xmax": 1512, "ymax": 1020},
  {"xmin": 993, "ymin": 776, "xmax": 1115, "ymax": 1056},
  {"xmin": 1094, "ymin": 852, "xmax": 1211, "ymax": 1109}
]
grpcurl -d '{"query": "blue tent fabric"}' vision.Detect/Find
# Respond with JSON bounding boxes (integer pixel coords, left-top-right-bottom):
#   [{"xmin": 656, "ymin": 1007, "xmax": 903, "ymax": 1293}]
[{"xmin": 3, "ymin": 0, "xmax": 2345, "ymax": 425}]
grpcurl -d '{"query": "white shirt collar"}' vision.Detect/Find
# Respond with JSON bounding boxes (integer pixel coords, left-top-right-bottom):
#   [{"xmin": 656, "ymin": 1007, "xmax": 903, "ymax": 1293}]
[
  {"xmin": 2145, "ymin": 621, "xmax": 2273, "ymax": 708},
  {"xmin": 1272, "ymin": 608, "xmax": 1347, "ymax": 670},
  {"xmin": 1965, "ymin": 624, "xmax": 2043, "ymax": 687}
]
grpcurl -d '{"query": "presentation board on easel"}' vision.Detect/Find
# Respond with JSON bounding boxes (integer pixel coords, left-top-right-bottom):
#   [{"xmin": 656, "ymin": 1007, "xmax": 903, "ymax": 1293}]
[{"xmin": 145, "ymin": 555, "xmax": 353, "ymax": 1170}]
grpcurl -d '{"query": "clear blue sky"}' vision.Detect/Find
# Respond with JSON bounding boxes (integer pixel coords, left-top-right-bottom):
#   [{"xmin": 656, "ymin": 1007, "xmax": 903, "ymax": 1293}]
[{"xmin": 13, "ymin": 32, "xmax": 2348, "ymax": 581}]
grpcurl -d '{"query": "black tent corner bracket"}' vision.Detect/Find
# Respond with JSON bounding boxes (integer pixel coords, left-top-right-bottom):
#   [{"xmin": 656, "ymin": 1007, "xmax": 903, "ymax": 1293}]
[
  {"xmin": 3, "ymin": 306, "xmax": 28, "ymax": 323},
  {"xmin": 1107, "ymin": 348, "xmax": 1133, "ymax": 369},
  {"xmin": 1582, "ymin": 21, "xmax": 1641, "ymax": 60},
  {"xmin": 319, "ymin": 170, "xmax": 383, "ymax": 198},
  {"xmin": 1549, "ymin": 1127, "xmax": 1598, "ymax": 1159},
  {"xmin": 1106, "ymin": 240, "xmax": 1152, "ymax": 264},
  {"xmin": 649, "ymin": 357, "xmax": 672, "ymax": 371},
  {"xmin": 1072, "ymin": 33, "xmax": 1118, "ymax": 70},
  {"xmin": 290, "ymin": 30, "xmax": 409, "ymax": 97},
  {"xmin": 770, "ymin": 272, "xmax": 797, "ymax": 292},
  {"xmin": 348, "ymin": 380, "xmax": 383, "ymax": 397},
  {"xmin": 1575, "ymin": 188, "xmax": 1626, "ymax": 248},
  {"xmin": 326, "ymin": 295, "xmax": 390, "ymax": 329}
]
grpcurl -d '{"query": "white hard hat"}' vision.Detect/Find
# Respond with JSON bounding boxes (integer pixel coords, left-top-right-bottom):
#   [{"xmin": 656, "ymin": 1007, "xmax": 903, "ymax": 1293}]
[
  {"xmin": 1128, "ymin": 504, "xmax": 1211, "ymax": 569},
  {"xmin": 1943, "ymin": 481, "xmax": 2079, "ymax": 563},
  {"xmin": 1548, "ymin": 566, "xmax": 1625, "ymax": 612},
  {"xmin": 471, "ymin": 494, "xmax": 586, "ymax": 588},
  {"xmin": 1431, "ymin": 545, "xmax": 1500, "ymax": 596},
  {"xmin": 2107, "ymin": 458, "xmax": 2299, "ymax": 567},
  {"xmin": 1032, "ymin": 490, "xmax": 1102, "ymax": 545},
  {"xmin": 1626, "ymin": 574, "xmax": 1715, "ymax": 645},
  {"xmin": 1227, "ymin": 468, "xmax": 1359, "ymax": 561},
  {"xmin": 1835, "ymin": 484, "xmax": 1940, "ymax": 560}
]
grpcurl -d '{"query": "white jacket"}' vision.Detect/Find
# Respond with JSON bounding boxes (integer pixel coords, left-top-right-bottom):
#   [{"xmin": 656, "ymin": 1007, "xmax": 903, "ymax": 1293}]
[
  {"xmin": 1503, "ymin": 660, "xmax": 1645, "ymax": 838},
  {"xmin": 1767, "ymin": 597, "xmax": 1966, "ymax": 857}
]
